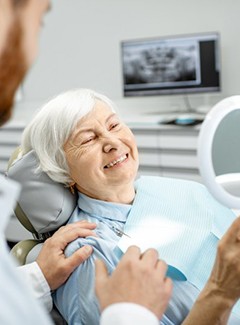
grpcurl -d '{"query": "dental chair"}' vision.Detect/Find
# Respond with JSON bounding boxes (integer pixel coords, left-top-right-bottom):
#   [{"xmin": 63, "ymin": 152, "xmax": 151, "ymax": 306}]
[{"xmin": 6, "ymin": 148, "xmax": 77, "ymax": 324}]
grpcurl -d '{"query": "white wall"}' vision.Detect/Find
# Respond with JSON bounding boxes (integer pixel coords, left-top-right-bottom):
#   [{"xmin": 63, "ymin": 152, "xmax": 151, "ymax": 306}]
[{"xmin": 13, "ymin": 0, "xmax": 240, "ymax": 121}]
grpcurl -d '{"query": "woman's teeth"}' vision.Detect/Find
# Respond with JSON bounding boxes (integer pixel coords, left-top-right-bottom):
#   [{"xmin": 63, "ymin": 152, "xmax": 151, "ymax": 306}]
[{"xmin": 105, "ymin": 154, "xmax": 127, "ymax": 168}]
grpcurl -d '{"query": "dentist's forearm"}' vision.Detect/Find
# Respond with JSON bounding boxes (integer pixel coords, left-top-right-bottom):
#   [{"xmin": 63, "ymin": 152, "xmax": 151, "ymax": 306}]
[{"xmin": 182, "ymin": 283, "xmax": 232, "ymax": 325}]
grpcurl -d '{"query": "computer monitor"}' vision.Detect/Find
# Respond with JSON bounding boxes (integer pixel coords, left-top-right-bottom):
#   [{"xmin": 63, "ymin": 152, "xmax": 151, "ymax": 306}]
[{"xmin": 121, "ymin": 32, "xmax": 221, "ymax": 97}]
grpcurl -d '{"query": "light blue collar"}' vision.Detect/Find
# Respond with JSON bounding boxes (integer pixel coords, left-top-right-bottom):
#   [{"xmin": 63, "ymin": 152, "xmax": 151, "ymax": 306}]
[{"xmin": 77, "ymin": 192, "xmax": 131, "ymax": 222}]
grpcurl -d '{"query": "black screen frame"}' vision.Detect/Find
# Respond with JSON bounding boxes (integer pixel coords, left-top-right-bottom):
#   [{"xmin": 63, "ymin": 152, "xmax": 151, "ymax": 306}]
[{"xmin": 121, "ymin": 32, "xmax": 221, "ymax": 97}]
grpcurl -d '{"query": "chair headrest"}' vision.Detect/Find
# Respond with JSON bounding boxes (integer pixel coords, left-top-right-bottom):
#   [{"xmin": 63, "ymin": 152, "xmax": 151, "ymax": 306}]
[{"xmin": 7, "ymin": 150, "xmax": 77, "ymax": 234}]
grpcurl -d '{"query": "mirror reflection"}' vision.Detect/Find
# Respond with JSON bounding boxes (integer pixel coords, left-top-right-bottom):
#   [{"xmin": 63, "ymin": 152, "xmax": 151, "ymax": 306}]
[{"xmin": 212, "ymin": 109, "xmax": 240, "ymax": 197}]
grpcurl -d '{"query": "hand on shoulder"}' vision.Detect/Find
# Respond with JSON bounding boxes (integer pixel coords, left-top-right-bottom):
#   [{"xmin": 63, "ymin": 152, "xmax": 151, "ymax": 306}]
[{"xmin": 37, "ymin": 220, "xmax": 96, "ymax": 290}]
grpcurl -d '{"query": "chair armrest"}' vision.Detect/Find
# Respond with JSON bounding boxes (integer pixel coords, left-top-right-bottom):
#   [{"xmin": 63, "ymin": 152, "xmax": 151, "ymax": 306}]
[{"xmin": 11, "ymin": 239, "xmax": 40, "ymax": 266}]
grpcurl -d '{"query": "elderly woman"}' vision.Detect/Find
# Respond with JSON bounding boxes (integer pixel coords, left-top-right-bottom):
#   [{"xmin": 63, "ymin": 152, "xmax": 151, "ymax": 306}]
[{"xmin": 21, "ymin": 89, "xmax": 240, "ymax": 325}]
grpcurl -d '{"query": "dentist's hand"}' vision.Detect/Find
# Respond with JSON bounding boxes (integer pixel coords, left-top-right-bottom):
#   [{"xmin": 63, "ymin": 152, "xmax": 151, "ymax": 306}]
[
  {"xmin": 209, "ymin": 216, "xmax": 240, "ymax": 303},
  {"xmin": 95, "ymin": 245, "xmax": 172, "ymax": 320},
  {"xmin": 37, "ymin": 220, "xmax": 96, "ymax": 290},
  {"xmin": 183, "ymin": 216, "xmax": 240, "ymax": 325}
]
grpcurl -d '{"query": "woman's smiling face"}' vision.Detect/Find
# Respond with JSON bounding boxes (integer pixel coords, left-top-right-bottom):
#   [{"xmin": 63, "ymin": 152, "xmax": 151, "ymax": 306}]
[{"xmin": 64, "ymin": 100, "xmax": 139, "ymax": 202}]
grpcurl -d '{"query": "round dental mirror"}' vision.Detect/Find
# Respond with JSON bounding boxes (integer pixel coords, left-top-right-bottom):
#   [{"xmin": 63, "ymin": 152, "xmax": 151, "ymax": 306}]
[{"xmin": 198, "ymin": 96, "xmax": 240, "ymax": 209}]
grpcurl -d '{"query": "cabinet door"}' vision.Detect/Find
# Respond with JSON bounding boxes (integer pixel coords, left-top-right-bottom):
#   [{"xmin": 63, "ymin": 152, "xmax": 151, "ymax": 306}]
[
  {"xmin": 133, "ymin": 130, "xmax": 159, "ymax": 148},
  {"xmin": 0, "ymin": 126, "xmax": 24, "ymax": 174},
  {"xmin": 160, "ymin": 151, "xmax": 198, "ymax": 168},
  {"xmin": 131, "ymin": 125, "xmax": 201, "ymax": 182},
  {"xmin": 162, "ymin": 169, "xmax": 202, "ymax": 182},
  {"xmin": 158, "ymin": 133, "xmax": 198, "ymax": 150}
]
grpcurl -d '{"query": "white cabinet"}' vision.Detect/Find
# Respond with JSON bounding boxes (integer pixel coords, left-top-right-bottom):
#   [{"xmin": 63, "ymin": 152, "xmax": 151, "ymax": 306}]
[
  {"xmin": 0, "ymin": 123, "xmax": 24, "ymax": 174},
  {"xmin": 128, "ymin": 123, "xmax": 202, "ymax": 182},
  {"xmin": 0, "ymin": 122, "xmax": 202, "ymax": 183}
]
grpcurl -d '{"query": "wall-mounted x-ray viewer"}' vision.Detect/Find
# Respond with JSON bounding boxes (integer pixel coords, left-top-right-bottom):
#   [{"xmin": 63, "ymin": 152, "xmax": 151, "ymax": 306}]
[{"xmin": 198, "ymin": 96, "xmax": 240, "ymax": 209}]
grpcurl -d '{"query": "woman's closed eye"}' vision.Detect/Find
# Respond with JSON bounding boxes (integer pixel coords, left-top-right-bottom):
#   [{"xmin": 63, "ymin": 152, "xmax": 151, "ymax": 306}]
[
  {"xmin": 82, "ymin": 136, "xmax": 95, "ymax": 145},
  {"xmin": 109, "ymin": 122, "xmax": 120, "ymax": 131}
]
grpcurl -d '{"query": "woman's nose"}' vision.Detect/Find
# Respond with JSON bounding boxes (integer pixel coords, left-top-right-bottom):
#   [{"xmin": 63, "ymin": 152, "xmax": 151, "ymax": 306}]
[
  {"xmin": 103, "ymin": 143, "xmax": 116, "ymax": 153},
  {"xmin": 102, "ymin": 135, "xmax": 120, "ymax": 153}
]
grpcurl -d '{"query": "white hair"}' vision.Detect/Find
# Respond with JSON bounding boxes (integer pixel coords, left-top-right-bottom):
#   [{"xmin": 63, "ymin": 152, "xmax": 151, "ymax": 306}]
[{"xmin": 21, "ymin": 88, "xmax": 116, "ymax": 185}]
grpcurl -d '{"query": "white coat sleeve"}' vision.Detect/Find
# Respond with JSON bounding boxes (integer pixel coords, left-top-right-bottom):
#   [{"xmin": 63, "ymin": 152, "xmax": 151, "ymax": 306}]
[
  {"xmin": 100, "ymin": 303, "xmax": 159, "ymax": 325},
  {"xmin": 18, "ymin": 262, "xmax": 53, "ymax": 312}
]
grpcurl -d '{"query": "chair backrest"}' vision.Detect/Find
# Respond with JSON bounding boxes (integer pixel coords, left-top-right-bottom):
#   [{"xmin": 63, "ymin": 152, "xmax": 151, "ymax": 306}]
[{"xmin": 6, "ymin": 149, "xmax": 77, "ymax": 239}]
